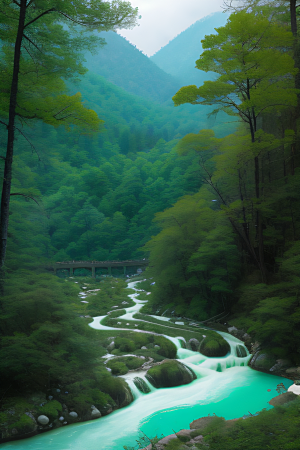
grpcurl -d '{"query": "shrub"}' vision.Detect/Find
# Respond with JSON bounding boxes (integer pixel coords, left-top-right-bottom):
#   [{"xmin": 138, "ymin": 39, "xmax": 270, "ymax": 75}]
[{"xmin": 37, "ymin": 400, "xmax": 62, "ymax": 421}]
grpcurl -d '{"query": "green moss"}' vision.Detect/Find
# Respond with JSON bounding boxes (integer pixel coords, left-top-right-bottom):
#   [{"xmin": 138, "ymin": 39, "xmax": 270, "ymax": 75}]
[
  {"xmin": 114, "ymin": 337, "xmax": 136, "ymax": 352},
  {"xmin": 146, "ymin": 360, "xmax": 196, "ymax": 388},
  {"xmin": 37, "ymin": 400, "xmax": 62, "ymax": 421},
  {"xmin": 252, "ymin": 351, "xmax": 277, "ymax": 370},
  {"xmin": 8, "ymin": 414, "xmax": 35, "ymax": 433},
  {"xmin": 153, "ymin": 336, "xmax": 177, "ymax": 358},
  {"xmin": 98, "ymin": 375, "xmax": 133, "ymax": 408},
  {"xmin": 199, "ymin": 335, "xmax": 230, "ymax": 357},
  {"xmin": 106, "ymin": 360, "xmax": 129, "ymax": 375},
  {"xmin": 107, "ymin": 309, "xmax": 126, "ymax": 318}
]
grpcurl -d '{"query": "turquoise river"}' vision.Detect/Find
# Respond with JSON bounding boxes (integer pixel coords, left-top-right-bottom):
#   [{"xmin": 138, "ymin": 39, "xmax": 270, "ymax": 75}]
[{"xmin": 1, "ymin": 282, "xmax": 293, "ymax": 450}]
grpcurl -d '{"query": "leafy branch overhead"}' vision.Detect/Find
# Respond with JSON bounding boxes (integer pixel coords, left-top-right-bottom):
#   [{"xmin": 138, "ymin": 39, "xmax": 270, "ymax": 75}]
[{"xmin": 173, "ymin": 10, "xmax": 299, "ymax": 135}]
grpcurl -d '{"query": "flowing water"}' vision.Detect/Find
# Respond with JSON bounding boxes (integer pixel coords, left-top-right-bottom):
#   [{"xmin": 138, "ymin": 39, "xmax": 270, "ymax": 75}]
[{"xmin": 2, "ymin": 281, "xmax": 293, "ymax": 450}]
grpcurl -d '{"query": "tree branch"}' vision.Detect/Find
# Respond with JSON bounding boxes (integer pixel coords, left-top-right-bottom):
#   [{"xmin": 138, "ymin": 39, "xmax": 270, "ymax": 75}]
[
  {"xmin": 24, "ymin": 8, "xmax": 56, "ymax": 28},
  {"xmin": 10, "ymin": 193, "xmax": 40, "ymax": 205},
  {"xmin": 23, "ymin": 33, "xmax": 43, "ymax": 53},
  {"xmin": 15, "ymin": 126, "xmax": 41, "ymax": 161}
]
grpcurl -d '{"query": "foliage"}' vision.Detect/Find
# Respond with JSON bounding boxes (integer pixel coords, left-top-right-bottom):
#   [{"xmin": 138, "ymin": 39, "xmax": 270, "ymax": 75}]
[
  {"xmin": 37, "ymin": 400, "xmax": 62, "ymax": 421},
  {"xmin": 142, "ymin": 185, "xmax": 240, "ymax": 321},
  {"xmin": 106, "ymin": 356, "xmax": 145, "ymax": 375}
]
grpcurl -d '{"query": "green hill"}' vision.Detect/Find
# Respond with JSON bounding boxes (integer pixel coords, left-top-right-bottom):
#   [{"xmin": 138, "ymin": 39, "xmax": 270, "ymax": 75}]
[
  {"xmin": 83, "ymin": 31, "xmax": 182, "ymax": 103},
  {"xmin": 150, "ymin": 12, "xmax": 229, "ymax": 86}
]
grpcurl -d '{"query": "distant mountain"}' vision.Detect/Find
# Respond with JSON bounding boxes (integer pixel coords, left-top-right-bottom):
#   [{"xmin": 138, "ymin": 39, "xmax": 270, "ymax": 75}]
[
  {"xmin": 83, "ymin": 31, "xmax": 182, "ymax": 104},
  {"xmin": 150, "ymin": 12, "xmax": 229, "ymax": 86}
]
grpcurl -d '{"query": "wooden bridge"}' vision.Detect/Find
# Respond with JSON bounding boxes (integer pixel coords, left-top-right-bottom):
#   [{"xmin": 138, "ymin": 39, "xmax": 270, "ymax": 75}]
[{"xmin": 53, "ymin": 259, "xmax": 149, "ymax": 278}]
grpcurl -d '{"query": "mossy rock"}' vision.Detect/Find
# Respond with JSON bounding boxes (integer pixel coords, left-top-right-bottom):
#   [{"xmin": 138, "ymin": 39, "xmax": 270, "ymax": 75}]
[
  {"xmin": 236, "ymin": 344, "xmax": 247, "ymax": 358},
  {"xmin": 153, "ymin": 336, "xmax": 177, "ymax": 359},
  {"xmin": 133, "ymin": 377, "xmax": 151, "ymax": 394},
  {"xmin": 37, "ymin": 400, "xmax": 62, "ymax": 421},
  {"xmin": 199, "ymin": 335, "xmax": 230, "ymax": 357},
  {"xmin": 269, "ymin": 392, "xmax": 298, "ymax": 406},
  {"xmin": 145, "ymin": 360, "xmax": 196, "ymax": 388},
  {"xmin": 251, "ymin": 350, "xmax": 277, "ymax": 370},
  {"xmin": 7, "ymin": 414, "xmax": 37, "ymax": 435},
  {"xmin": 99, "ymin": 376, "xmax": 133, "ymax": 408}
]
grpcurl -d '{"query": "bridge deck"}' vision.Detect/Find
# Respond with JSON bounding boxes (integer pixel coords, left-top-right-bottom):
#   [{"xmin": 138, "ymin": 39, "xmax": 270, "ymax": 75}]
[{"xmin": 54, "ymin": 259, "xmax": 148, "ymax": 269}]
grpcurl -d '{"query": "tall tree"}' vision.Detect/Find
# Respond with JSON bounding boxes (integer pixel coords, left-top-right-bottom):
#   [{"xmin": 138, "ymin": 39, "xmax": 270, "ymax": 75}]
[
  {"xmin": 173, "ymin": 10, "xmax": 298, "ymax": 281},
  {"xmin": 0, "ymin": 0, "xmax": 138, "ymax": 279}
]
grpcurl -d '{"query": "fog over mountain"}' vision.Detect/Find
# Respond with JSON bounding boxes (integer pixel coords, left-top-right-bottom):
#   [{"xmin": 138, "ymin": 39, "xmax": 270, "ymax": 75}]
[{"xmin": 150, "ymin": 11, "xmax": 229, "ymax": 85}]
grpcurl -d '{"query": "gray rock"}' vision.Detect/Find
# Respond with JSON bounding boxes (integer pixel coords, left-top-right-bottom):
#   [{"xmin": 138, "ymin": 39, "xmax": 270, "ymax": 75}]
[
  {"xmin": 141, "ymin": 346, "xmax": 147, "ymax": 349},
  {"xmin": 156, "ymin": 434, "xmax": 178, "ymax": 449},
  {"xmin": 286, "ymin": 366, "xmax": 300, "ymax": 375},
  {"xmin": 189, "ymin": 338, "xmax": 200, "ymax": 351},
  {"xmin": 37, "ymin": 415, "xmax": 50, "ymax": 425},
  {"xmin": 189, "ymin": 435, "xmax": 204, "ymax": 443},
  {"xmin": 176, "ymin": 429, "xmax": 195, "ymax": 437},
  {"xmin": 91, "ymin": 408, "xmax": 101, "ymax": 419},
  {"xmin": 69, "ymin": 411, "xmax": 78, "ymax": 418},
  {"xmin": 228, "ymin": 326, "xmax": 237, "ymax": 333},
  {"xmin": 59, "ymin": 416, "xmax": 64, "ymax": 421}
]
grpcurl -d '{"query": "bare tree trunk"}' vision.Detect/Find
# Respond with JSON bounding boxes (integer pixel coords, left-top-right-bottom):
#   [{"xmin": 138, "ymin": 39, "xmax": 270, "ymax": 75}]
[
  {"xmin": 290, "ymin": 0, "xmax": 297, "ymax": 37},
  {"xmin": 0, "ymin": 0, "xmax": 26, "ymax": 287}
]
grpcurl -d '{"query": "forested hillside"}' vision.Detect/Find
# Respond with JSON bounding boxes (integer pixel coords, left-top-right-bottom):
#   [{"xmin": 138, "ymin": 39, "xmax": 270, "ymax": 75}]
[
  {"xmin": 84, "ymin": 31, "xmax": 182, "ymax": 103},
  {"xmin": 143, "ymin": 4, "xmax": 300, "ymax": 368},
  {"xmin": 1, "ymin": 69, "xmax": 235, "ymax": 271},
  {"xmin": 1, "ymin": 0, "xmax": 300, "ymax": 445}
]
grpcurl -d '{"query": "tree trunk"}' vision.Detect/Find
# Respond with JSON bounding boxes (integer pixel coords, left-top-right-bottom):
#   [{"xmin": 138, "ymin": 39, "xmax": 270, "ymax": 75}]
[
  {"xmin": 0, "ymin": 0, "xmax": 26, "ymax": 286},
  {"xmin": 290, "ymin": 0, "xmax": 297, "ymax": 37}
]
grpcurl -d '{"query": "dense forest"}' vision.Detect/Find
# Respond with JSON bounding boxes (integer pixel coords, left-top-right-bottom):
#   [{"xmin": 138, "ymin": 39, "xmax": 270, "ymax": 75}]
[{"xmin": 1, "ymin": 0, "xmax": 300, "ymax": 446}]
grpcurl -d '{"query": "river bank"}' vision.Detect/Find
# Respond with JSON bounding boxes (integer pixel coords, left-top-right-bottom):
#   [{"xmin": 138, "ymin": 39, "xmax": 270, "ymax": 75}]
[{"xmin": 0, "ymin": 279, "xmax": 297, "ymax": 447}]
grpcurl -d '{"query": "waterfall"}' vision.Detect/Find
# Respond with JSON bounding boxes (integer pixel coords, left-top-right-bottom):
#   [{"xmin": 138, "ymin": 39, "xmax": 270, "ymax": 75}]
[{"xmin": 0, "ymin": 279, "xmax": 294, "ymax": 450}]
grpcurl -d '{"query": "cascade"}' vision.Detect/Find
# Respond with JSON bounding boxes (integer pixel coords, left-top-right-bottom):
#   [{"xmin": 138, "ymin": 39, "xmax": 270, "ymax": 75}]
[{"xmin": 1, "ymin": 280, "xmax": 293, "ymax": 450}]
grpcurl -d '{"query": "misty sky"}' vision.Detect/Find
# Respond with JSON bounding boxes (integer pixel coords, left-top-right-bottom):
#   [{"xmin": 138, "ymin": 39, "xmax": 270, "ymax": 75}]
[{"xmin": 118, "ymin": 0, "xmax": 226, "ymax": 56}]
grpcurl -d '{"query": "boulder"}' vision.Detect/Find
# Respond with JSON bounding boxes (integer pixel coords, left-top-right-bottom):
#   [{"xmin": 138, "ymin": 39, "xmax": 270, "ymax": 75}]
[
  {"xmin": 69, "ymin": 412, "xmax": 78, "ymax": 418},
  {"xmin": 250, "ymin": 351, "xmax": 276, "ymax": 371},
  {"xmin": 145, "ymin": 360, "xmax": 196, "ymax": 388},
  {"xmin": 37, "ymin": 415, "xmax": 49, "ymax": 425},
  {"xmin": 235, "ymin": 344, "xmax": 247, "ymax": 358},
  {"xmin": 190, "ymin": 416, "xmax": 216, "ymax": 430},
  {"xmin": 188, "ymin": 435, "xmax": 204, "ymax": 445},
  {"xmin": 176, "ymin": 429, "xmax": 195, "ymax": 437},
  {"xmin": 269, "ymin": 359, "xmax": 292, "ymax": 373},
  {"xmin": 90, "ymin": 407, "xmax": 101, "ymax": 419},
  {"xmin": 133, "ymin": 377, "xmax": 151, "ymax": 394},
  {"xmin": 156, "ymin": 434, "xmax": 178, "ymax": 449},
  {"xmin": 189, "ymin": 338, "xmax": 200, "ymax": 351},
  {"xmin": 269, "ymin": 392, "xmax": 298, "ymax": 406},
  {"xmin": 199, "ymin": 336, "xmax": 230, "ymax": 357},
  {"xmin": 285, "ymin": 366, "xmax": 300, "ymax": 377}
]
